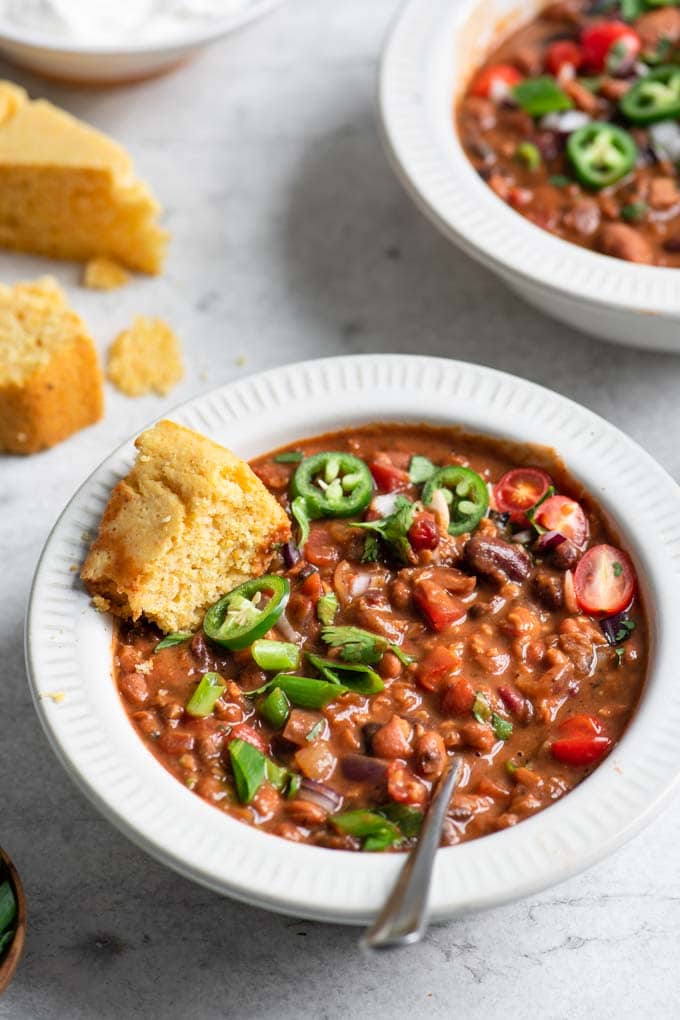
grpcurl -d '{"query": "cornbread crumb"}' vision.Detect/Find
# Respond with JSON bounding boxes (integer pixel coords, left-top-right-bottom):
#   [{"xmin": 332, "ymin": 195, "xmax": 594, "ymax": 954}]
[
  {"xmin": 0, "ymin": 276, "xmax": 103, "ymax": 454},
  {"xmin": 40, "ymin": 691, "xmax": 65, "ymax": 704},
  {"xmin": 107, "ymin": 316, "xmax": 183, "ymax": 397},
  {"xmin": 83, "ymin": 256, "xmax": 130, "ymax": 291},
  {"xmin": 81, "ymin": 420, "xmax": 291, "ymax": 633},
  {"xmin": 135, "ymin": 660, "xmax": 153, "ymax": 675},
  {"xmin": 91, "ymin": 595, "xmax": 111, "ymax": 613},
  {"xmin": 0, "ymin": 81, "xmax": 167, "ymax": 273}
]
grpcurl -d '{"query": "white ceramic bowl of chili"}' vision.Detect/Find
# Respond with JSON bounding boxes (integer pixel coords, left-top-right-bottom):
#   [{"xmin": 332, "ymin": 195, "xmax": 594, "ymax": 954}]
[
  {"xmin": 25, "ymin": 354, "xmax": 680, "ymax": 923},
  {"xmin": 379, "ymin": 0, "xmax": 680, "ymax": 352}
]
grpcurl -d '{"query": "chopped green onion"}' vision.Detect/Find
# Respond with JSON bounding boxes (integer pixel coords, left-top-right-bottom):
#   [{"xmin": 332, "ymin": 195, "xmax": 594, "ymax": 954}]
[
  {"xmin": 515, "ymin": 141, "xmax": 542, "ymax": 171},
  {"xmin": 229, "ymin": 739, "xmax": 266, "ymax": 803},
  {"xmin": 259, "ymin": 686, "xmax": 291, "ymax": 728},
  {"xmin": 378, "ymin": 803, "xmax": 423, "ymax": 838},
  {"xmin": 287, "ymin": 773, "xmax": 302, "ymax": 798},
  {"xmin": 0, "ymin": 881, "xmax": 16, "ymax": 933},
  {"xmin": 274, "ymin": 451, "xmax": 303, "ymax": 463},
  {"xmin": 472, "ymin": 692, "xmax": 492, "ymax": 725},
  {"xmin": 291, "ymin": 495, "xmax": 311, "ymax": 548},
  {"xmin": 513, "ymin": 76, "xmax": 573, "ymax": 116},
  {"xmin": 317, "ymin": 591, "xmax": 339, "ymax": 626},
  {"xmin": 621, "ymin": 201, "xmax": 648, "ymax": 223},
  {"xmin": 154, "ymin": 631, "xmax": 193, "ymax": 653},
  {"xmin": 331, "ymin": 809, "xmax": 402, "ymax": 852},
  {"xmin": 265, "ymin": 757, "xmax": 291, "ymax": 791},
  {"xmin": 185, "ymin": 672, "xmax": 226, "ymax": 717},
  {"xmin": 491, "ymin": 713, "xmax": 513, "ymax": 741},
  {"xmin": 506, "ymin": 759, "xmax": 518, "ymax": 775},
  {"xmin": 270, "ymin": 673, "xmax": 347, "ymax": 708},
  {"xmin": 408, "ymin": 455, "xmax": 436, "ymax": 485},
  {"xmin": 621, "ymin": 0, "xmax": 644, "ymax": 22},
  {"xmin": 251, "ymin": 639, "xmax": 300, "ymax": 672},
  {"xmin": 306, "ymin": 719, "xmax": 326, "ymax": 742}
]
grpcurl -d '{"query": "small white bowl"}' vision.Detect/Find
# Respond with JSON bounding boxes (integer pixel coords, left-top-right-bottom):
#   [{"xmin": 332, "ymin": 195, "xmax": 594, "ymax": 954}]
[
  {"xmin": 25, "ymin": 354, "xmax": 680, "ymax": 923},
  {"xmin": 379, "ymin": 0, "xmax": 680, "ymax": 351},
  {"xmin": 0, "ymin": 0, "xmax": 286, "ymax": 84}
]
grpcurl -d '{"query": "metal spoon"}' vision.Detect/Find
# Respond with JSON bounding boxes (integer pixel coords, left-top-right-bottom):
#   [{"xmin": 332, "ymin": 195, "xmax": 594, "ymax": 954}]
[{"xmin": 360, "ymin": 756, "xmax": 462, "ymax": 950}]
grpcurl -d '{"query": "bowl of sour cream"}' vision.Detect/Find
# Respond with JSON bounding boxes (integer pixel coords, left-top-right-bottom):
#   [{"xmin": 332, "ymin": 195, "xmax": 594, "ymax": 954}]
[{"xmin": 0, "ymin": 0, "xmax": 287, "ymax": 84}]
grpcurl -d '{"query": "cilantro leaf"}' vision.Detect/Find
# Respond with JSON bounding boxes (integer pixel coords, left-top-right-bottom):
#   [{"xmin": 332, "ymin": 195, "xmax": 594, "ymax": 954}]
[
  {"xmin": 408, "ymin": 455, "xmax": 436, "ymax": 485},
  {"xmin": 351, "ymin": 496, "xmax": 415, "ymax": 563},
  {"xmin": 321, "ymin": 625, "xmax": 388, "ymax": 664},
  {"xmin": 361, "ymin": 534, "xmax": 380, "ymax": 563},
  {"xmin": 316, "ymin": 591, "xmax": 339, "ymax": 626}
]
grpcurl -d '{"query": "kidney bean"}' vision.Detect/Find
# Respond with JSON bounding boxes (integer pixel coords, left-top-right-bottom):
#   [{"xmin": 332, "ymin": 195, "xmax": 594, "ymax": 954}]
[{"xmin": 465, "ymin": 533, "xmax": 532, "ymax": 584}]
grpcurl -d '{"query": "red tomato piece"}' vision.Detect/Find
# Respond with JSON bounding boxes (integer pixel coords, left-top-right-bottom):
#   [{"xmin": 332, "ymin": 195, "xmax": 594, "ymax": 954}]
[
  {"xmin": 387, "ymin": 762, "xmax": 428, "ymax": 806},
  {"xmin": 545, "ymin": 40, "xmax": 583, "ymax": 75},
  {"xmin": 408, "ymin": 512, "xmax": 440, "ymax": 552},
  {"xmin": 369, "ymin": 460, "xmax": 410, "ymax": 493},
  {"xmin": 413, "ymin": 579, "xmax": 467, "ymax": 632},
  {"xmin": 581, "ymin": 21, "xmax": 641, "ymax": 74},
  {"xmin": 573, "ymin": 544, "xmax": 636, "ymax": 618},
  {"xmin": 301, "ymin": 569, "xmax": 323, "ymax": 602},
  {"xmin": 494, "ymin": 467, "xmax": 552, "ymax": 524},
  {"xmin": 471, "ymin": 63, "xmax": 523, "ymax": 100},
  {"xmin": 534, "ymin": 494, "xmax": 588, "ymax": 548},
  {"xmin": 304, "ymin": 525, "xmax": 341, "ymax": 568},
  {"xmin": 558, "ymin": 713, "xmax": 604, "ymax": 739},
  {"xmin": 228, "ymin": 723, "xmax": 268, "ymax": 756},
  {"xmin": 416, "ymin": 645, "xmax": 458, "ymax": 692},
  {"xmin": 441, "ymin": 676, "xmax": 476, "ymax": 715}
]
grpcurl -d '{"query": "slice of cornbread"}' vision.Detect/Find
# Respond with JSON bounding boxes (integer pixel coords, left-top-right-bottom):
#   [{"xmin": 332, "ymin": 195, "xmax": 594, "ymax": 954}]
[
  {"xmin": 81, "ymin": 421, "xmax": 291, "ymax": 633},
  {"xmin": 107, "ymin": 316, "xmax": 183, "ymax": 397},
  {"xmin": 83, "ymin": 256, "xmax": 130, "ymax": 291},
  {"xmin": 0, "ymin": 277, "xmax": 103, "ymax": 454},
  {"xmin": 0, "ymin": 82, "xmax": 167, "ymax": 273}
]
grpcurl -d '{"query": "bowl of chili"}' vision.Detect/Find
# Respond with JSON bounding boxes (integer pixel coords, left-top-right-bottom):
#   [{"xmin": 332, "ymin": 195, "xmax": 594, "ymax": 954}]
[
  {"xmin": 25, "ymin": 354, "xmax": 680, "ymax": 923},
  {"xmin": 379, "ymin": 0, "xmax": 680, "ymax": 351}
]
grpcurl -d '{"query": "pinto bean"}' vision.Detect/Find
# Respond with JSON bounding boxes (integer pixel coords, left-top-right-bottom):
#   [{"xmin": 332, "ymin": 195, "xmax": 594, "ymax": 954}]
[
  {"xmin": 635, "ymin": 7, "xmax": 680, "ymax": 51},
  {"xmin": 119, "ymin": 670, "xmax": 149, "ymax": 707},
  {"xmin": 287, "ymin": 798, "xmax": 328, "ymax": 828},
  {"xmin": 459, "ymin": 720, "xmax": 496, "ymax": 753},
  {"xmin": 414, "ymin": 731, "xmax": 447, "ymax": 780},
  {"xmin": 598, "ymin": 223, "xmax": 654, "ymax": 264},
  {"xmin": 465, "ymin": 533, "xmax": 532, "ymax": 584},
  {"xmin": 371, "ymin": 715, "xmax": 413, "ymax": 759},
  {"xmin": 532, "ymin": 568, "xmax": 563, "ymax": 610},
  {"xmin": 355, "ymin": 591, "xmax": 407, "ymax": 642}
]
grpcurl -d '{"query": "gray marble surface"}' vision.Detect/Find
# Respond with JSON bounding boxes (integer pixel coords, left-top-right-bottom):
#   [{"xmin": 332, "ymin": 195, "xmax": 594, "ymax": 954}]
[{"xmin": 1, "ymin": 1, "xmax": 680, "ymax": 1016}]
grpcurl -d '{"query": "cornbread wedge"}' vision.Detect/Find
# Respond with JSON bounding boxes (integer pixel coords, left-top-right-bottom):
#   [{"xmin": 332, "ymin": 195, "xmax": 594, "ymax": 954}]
[
  {"xmin": 81, "ymin": 421, "xmax": 291, "ymax": 633},
  {"xmin": 107, "ymin": 316, "xmax": 183, "ymax": 397},
  {"xmin": 0, "ymin": 277, "xmax": 103, "ymax": 454},
  {"xmin": 0, "ymin": 81, "xmax": 167, "ymax": 273}
]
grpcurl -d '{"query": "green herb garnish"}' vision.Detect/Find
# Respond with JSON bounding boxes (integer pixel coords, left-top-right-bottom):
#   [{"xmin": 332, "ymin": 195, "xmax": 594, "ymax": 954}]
[
  {"xmin": 154, "ymin": 631, "xmax": 193, "ymax": 653},
  {"xmin": 185, "ymin": 672, "xmax": 226, "ymax": 717},
  {"xmin": 351, "ymin": 496, "xmax": 415, "ymax": 563},
  {"xmin": 549, "ymin": 174, "xmax": 571, "ymax": 188},
  {"xmin": 317, "ymin": 591, "xmax": 339, "ymax": 626},
  {"xmin": 408, "ymin": 455, "xmax": 437, "ymax": 485},
  {"xmin": 621, "ymin": 201, "xmax": 648, "ymax": 223},
  {"xmin": 472, "ymin": 692, "xmax": 492, "ymax": 725},
  {"xmin": 513, "ymin": 76, "xmax": 573, "ymax": 116},
  {"xmin": 306, "ymin": 720, "xmax": 325, "ymax": 742},
  {"xmin": 491, "ymin": 713, "xmax": 513, "ymax": 741}
]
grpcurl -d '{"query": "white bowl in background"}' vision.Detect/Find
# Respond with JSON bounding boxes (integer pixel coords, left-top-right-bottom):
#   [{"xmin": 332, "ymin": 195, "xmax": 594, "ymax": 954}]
[
  {"xmin": 25, "ymin": 354, "xmax": 680, "ymax": 923},
  {"xmin": 0, "ymin": 0, "xmax": 286, "ymax": 84},
  {"xmin": 379, "ymin": 0, "xmax": 680, "ymax": 351}
]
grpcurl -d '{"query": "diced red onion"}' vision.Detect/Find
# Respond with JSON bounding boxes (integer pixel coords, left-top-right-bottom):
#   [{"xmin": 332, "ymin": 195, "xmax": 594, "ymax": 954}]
[
  {"xmin": 298, "ymin": 779, "xmax": 343, "ymax": 813},
  {"xmin": 650, "ymin": 121, "xmax": 680, "ymax": 164},
  {"xmin": 599, "ymin": 612, "xmax": 627, "ymax": 647},
  {"xmin": 428, "ymin": 488, "xmax": 450, "ymax": 532},
  {"xmin": 341, "ymin": 753, "xmax": 389, "ymax": 785},
  {"xmin": 275, "ymin": 613, "xmax": 301, "ymax": 644},
  {"xmin": 371, "ymin": 493, "xmax": 400, "ymax": 518},
  {"xmin": 511, "ymin": 529, "xmax": 533, "ymax": 545},
  {"xmin": 282, "ymin": 540, "xmax": 301, "ymax": 567},
  {"xmin": 349, "ymin": 572, "xmax": 372, "ymax": 597},
  {"xmin": 535, "ymin": 530, "xmax": 567, "ymax": 554},
  {"xmin": 540, "ymin": 110, "xmax": 591, "ymax": 134}
]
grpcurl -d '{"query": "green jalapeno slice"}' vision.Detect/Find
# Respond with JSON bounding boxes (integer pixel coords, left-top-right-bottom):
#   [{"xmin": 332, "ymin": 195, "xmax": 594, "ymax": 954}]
[
  {"xmin": 290, "ymin": 452, "xmax": 373, "ymax": 520},
  {"xmin": 421, "ymin": 465, "xmax": 489, "ymax": 536},
  {"xmin": 203, "ymin": 575, "xmax": 290, "ymax": 650},
  {"xmin": 566, "ymin": 123, "xmax": 637, "ymax": 189},
  {"xmin": 620, "ymin": 65, "xmax": 680, "ymax": 124}
]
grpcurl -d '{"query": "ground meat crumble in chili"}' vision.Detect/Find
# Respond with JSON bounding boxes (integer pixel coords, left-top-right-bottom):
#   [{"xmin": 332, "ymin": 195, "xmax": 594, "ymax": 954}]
[
  {"xmin": 457, "ymin": 0, "xmax": 680, "ymax": 266},
  {"xmin": 114, "ymin": 424, "xmax": 647, "ymax": 852}
]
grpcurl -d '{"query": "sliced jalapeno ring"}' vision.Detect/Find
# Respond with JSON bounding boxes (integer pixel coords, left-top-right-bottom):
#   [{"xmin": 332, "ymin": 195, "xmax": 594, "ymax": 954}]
[
  {"xmin": 290, "ymin": 451, "xmax": 373, "ymax": 520},
  {"xmin": 620, "ymin": 65, "xmax": 680, "ymax": 124},
  {"xmin": 566, "ymin": 123, "xmax": 637, "ymax": 189},
  {"xmin": 421, "ymin": 465, "xmax": 489, "ymax": 537},
  {"xmin": 203, "ymin": 575, "xmax": 290, "ymax": 650}
]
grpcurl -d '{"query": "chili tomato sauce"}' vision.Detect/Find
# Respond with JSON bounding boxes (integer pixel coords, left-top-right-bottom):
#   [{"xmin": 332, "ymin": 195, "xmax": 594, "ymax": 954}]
[
  {"xmin": 457, "ymin": 0, "xmax": 680, "ymax": 267},
  {"xmin": 113, "ymin": 424, "xmax": 647, "ymax": 852}
]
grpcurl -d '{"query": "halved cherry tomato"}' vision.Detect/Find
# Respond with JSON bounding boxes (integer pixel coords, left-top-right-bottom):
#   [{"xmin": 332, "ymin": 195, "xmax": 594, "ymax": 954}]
[
  {"xmin": 471, "ymin": 63, "xmax": 523, "ymax": 100},
  {"xmin": 408, "ymin": 512, "xmax": 440, "ymax": 552},
  {"xmin": 551, "ymin": 713, "xmax": 611, "ymax": 766},
  {"xmin": 534, "ymin": 494, "xmax": 588, "ymax": 548},
  {"xmin": 494, "ymin": 467, "xmax": 552, "ymax": 524},
  {"xmin": 416, "ymin": 645, "xmax": 458, "ymax": 692},
  {"xmin": 369, "ymin": 460, "xmax": 410, "ymax": 493},
  {"xmin": 573, "ymin": 544, "xmax": 636, "ymax": 618},
  {"xmin": 546, "ymin": 40, "xmax": 583, "ymax": 76},
  {"xmin": 413, "ymin": 579, "xmax": 467, "ymax": 632},
  {"xmin": 581, "ymin": 21, "xmax": 641, "ymax": 74}
]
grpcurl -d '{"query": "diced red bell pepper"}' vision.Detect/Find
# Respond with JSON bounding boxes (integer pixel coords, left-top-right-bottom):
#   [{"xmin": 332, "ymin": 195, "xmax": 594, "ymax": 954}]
[
  {"xmin": 550, "ymin": 713, "xmax": 611, "ymax": 766},
  {"xmin": 416, "ymin": 645, "xmax": 459, "ymax": 692},
  {"xmin": 413, "ymin": 579, "xmax": 467, "ymax": 632},
  {"xmin": 301, "ymin": 569, "xmax": 323, "ymax": 603},
  {"xmin": 369, "ymin": 460, "xmax": 410, "ymax": 493},
  {"xmin": 441, "ymin": 676, "xmax": 476, "ymax": 715}
]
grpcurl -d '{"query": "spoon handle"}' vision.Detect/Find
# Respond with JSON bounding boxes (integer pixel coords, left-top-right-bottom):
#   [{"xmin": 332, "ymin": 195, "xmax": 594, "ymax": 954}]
[{"xmin": 360, "ymin": 757, "xmax": 461, "ymax": 950}]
